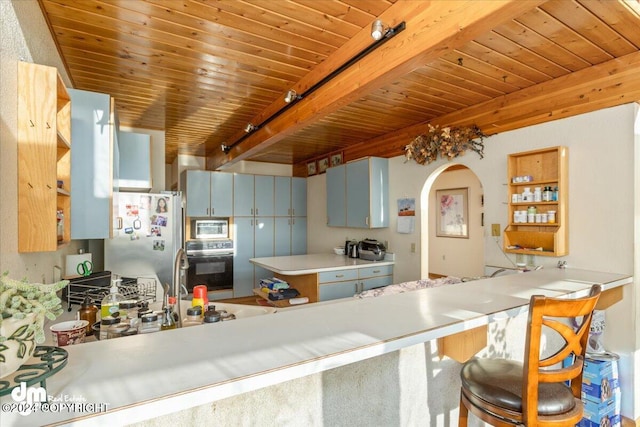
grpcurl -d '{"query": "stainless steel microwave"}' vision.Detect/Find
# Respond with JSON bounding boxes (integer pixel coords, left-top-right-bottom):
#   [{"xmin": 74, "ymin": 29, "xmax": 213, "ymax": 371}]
[{"xmin": 191, "ymin": 219, "xmax": 229, "ymax": 239}]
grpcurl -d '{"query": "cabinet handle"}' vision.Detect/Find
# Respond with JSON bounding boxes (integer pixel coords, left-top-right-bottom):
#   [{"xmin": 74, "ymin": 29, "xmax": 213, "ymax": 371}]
[
  {"xmin": 292, "ymin": 218, "xmax": 295, "ymax": 225},
  {"xmin": 29, "ymin": 120, "xmax": 35, "ymax": 127},
  {"xmin": 335, "ymin": 274, "xmax": 344, "ymax": 278},
  {"xmin": 288, "ymin": 208, "xmax": 291, "ymax": 216},
  {"xmin": 292, "ymin": 208, "xmax": 295, "ymax": 216},
  {"xmin": 365, "ymin": 217, "xmax": 369, "ymax": 226},
  {"xmin": 46, "ymin": 122, "xmax": 51, "ymax": 129},
  {"xmin": 211, "ymin": 207, "xmax": 214, "ymax": 215},
  {"xmin": 373, "ymin": 270, "xmax": 380, "ymax": 273},
  {"xmin": 206, "ymin": 208, "xmax": 209, "ymax": 215},
  {"xmin": 256, "ymin": 208, "xmax": 259, "ymax": 215},
  {"xmin": 117, "ymin": 217, "xmax": 123, "ymax": 230},
  {"xmin": 251, "ymin": 208, "xmax": 254, "ymax": 215}
]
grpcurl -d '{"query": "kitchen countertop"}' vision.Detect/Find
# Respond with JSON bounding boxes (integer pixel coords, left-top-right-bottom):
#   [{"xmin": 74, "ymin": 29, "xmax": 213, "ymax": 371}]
[
  {"xmin": 249, "ymin": 253, "xmax": 395, "ymax": 275},
  {"xmin": 0, "ymin": 268, "xmax": 632, "ymax": 426}
]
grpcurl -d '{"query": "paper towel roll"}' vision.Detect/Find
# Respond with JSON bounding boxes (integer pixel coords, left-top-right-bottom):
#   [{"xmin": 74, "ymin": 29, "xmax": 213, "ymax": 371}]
[{"xmin": 65, "ymin": 253, "xmax": 92, "ymax": 278}]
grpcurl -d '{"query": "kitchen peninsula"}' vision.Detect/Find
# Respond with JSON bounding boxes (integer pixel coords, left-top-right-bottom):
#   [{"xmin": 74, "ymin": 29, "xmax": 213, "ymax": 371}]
[
  {"xmin": 250, "ymin": 253, "xmax": 395, "ymax": 302},
  {"xmin": 0, "ymin": 268, "xmax": 631, "ymax": 427}
]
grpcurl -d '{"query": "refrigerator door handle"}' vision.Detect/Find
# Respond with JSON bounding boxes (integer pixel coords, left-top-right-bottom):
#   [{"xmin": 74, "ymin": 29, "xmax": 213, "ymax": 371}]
[{"xmin": 117, "ymin": 217, "xmax": 123, "ymax": 230}]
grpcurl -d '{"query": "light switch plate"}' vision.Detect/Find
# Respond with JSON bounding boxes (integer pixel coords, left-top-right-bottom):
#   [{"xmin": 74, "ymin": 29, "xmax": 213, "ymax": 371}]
[{"xmin": 491, "ymin": 224, "xmax": 501, "ymax": 237}]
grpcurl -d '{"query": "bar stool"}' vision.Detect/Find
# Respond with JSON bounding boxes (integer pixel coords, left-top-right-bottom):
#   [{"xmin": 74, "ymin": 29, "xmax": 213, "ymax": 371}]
[{"xmin": 458, "ymin": 285, "xmax": 601, "ymax": 427}]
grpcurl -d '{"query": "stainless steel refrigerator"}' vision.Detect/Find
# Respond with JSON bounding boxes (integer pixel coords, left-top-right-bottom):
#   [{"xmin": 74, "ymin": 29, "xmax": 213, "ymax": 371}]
[{"xmin": 104, "ymin": 192, "xmax": 183, "ymax": 290}]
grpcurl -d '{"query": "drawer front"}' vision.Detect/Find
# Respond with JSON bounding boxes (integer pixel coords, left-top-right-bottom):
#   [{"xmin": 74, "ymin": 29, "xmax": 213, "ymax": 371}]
[
  {"xmin": 358, "ymin": 265, "xmax": 393, "ymax": 279},
  {"xmin": 319, "ymin": 268, "xmax": 358, "ymax": 284},
  {"xmin": 361, "ymin": 275, "xmax": 393, "ymax": 292},
  {"xmin": 319, "ymin": 280, "xmax": 359, "ymax": 301}
]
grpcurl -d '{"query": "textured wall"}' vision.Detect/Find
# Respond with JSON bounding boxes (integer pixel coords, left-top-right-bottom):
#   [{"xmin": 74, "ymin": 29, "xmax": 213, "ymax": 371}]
[{"xmin": 130, "ymin": 314, "xmax": 527, "ymax": 427}]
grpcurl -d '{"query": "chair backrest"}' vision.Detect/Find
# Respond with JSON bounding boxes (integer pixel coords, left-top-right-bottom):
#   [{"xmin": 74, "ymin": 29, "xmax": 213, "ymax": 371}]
[{"xmin": 522, "ymin": 284, "xmax": 601, "ymax": 425}]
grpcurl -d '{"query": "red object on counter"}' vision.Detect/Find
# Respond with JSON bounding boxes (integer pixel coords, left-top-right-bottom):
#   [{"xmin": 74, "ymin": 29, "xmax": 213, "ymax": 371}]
[{"xmin": 192, "ymin": 285, "xmax": 208, "ymax": 309}]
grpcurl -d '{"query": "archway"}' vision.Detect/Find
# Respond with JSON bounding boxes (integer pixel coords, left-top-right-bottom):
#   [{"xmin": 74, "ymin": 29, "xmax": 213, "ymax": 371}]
[{"xmin": 420, "ymin": 164, "xmax": 485, "ymax": 279}]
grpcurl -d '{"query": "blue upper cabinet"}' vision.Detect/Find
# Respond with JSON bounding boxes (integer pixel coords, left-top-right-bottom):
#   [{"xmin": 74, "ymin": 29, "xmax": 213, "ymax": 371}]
[
  {"xmin": 254, "ymin": 175, "xmax": 274, "ymax": 217},
  {"xmin": 69, "ymin": 88, "xmax": 115, "ymax": 239},
  {"xmin": 118, "ymin": 131, "xmax": 152, "ymax": 192},
  {"xmin": 291, "ymin": 177, "xmax": 307, "ymax": 217},
  {"xmin": 183, "ymin": 170, "xmax": 233, "ymax": 217},
  {"xmin": 326, "ymin": 164, "xmax": 347, "ymax": 227},
  {"xmin": 233, "ymin": 173, "xmax": 256, "ymax": 216},
  {"xmin": 274, "ymin": 176, "xmax": 291, "ymax": 217},
  {"xmin": 210, "ymin": 172, "xmax": 233, "ymax": 217},
  {"xmin": 326, "ymin": 157, "xmax": 388, "ymax": 228},
  {"xmin": 275, "ymin": 176, "xmax": 307, "ymax": 217}
]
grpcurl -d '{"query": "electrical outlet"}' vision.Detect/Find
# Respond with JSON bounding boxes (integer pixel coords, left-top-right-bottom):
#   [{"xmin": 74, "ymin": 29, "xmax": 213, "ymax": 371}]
[
  {"xmin": 410, "ymin": 243, "xmax": 416, "ymax": 253},
  {"xmin": 491, "ymin": 224, "xmax": 501, "ymax": 237}
]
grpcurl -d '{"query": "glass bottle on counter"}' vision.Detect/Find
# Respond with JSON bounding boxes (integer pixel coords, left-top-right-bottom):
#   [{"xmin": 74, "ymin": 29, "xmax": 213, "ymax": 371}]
[
  {"xmin": 182, "ymin": 306, "xmax": 203, "ymax": 327},
  {"xmin": 139, "ymin": 313, "xmax": 160, "ymax": 334},
  {"xmin": 78, "ymin": 295, "xmax": 98, "ymax": 336},
  {"xmin": 101, "ymin": 279, "xmax": 124, "ymax": 319},
  {"xmin": 161, "ymin": 305, "xmax": 177, "ymax": 330}
]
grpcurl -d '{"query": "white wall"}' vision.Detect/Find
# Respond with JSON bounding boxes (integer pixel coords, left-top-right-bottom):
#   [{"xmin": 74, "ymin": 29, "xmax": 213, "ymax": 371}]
[
  {"xmin": 0, "ymin": 0, "xmax": 85, "ymax": 283},
  {"xmin": 306, "ymin": 104, "xmax": 639, "ymax": 417},
  {"xmin": 427, "ymin": 168, "xmax": 485, "ymax": 279}
]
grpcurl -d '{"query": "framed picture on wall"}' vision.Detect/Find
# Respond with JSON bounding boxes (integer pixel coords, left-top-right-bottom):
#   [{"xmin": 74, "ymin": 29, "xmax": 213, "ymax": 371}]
[
  {"xmin": 318, "ymin": 157, "xmax": 329, "ymax": 173},
  {"xmin": 307, "ymin": 160, "xmax": 317, "ymax": 176},
  {"xmin": 436, "ymin": 187, "xmax": 469, "ymax": 238},
  {"xmin": 330, "ymin": 152, "xmax": 343, "ymax": 167}
]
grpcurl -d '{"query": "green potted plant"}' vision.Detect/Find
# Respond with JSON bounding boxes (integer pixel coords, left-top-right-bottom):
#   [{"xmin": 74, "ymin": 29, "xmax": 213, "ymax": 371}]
[{"xmin": 0, "ymin": 272, "xmax": 68, "ymax": 378}]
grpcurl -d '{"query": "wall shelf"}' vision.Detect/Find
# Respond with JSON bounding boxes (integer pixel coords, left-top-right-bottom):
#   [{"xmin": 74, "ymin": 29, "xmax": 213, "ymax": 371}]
[{"xmin": 503, "ymin": 146, "xmax": 568, "ymax": 257}]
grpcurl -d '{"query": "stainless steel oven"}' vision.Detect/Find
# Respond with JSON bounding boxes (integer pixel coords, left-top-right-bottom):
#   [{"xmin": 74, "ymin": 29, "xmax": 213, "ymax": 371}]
[{"xmin": 185, "ymin": 240, "xmax": 234, "ymax": 295}]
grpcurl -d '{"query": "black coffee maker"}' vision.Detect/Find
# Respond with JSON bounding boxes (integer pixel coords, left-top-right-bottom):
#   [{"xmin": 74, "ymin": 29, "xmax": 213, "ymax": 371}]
[{"xmin": 345, "ymin": 240, "xmax": 359, "ymax": 258}]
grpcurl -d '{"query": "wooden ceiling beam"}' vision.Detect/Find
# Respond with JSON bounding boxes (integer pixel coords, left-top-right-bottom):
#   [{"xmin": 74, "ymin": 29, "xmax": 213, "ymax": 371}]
[
  {"xmin": 207, "ymin": 0, "xmax": 544, "ymax": 170},
  {"xmin": 342, "ymin": 50, "xmax": 640, "ymax": 162}
]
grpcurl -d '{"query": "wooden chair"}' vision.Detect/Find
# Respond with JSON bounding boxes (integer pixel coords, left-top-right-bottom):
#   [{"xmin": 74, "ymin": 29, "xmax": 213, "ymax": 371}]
[{"xmin": 458, "ymin": 285, "xmax": 601, "ymax": 427}]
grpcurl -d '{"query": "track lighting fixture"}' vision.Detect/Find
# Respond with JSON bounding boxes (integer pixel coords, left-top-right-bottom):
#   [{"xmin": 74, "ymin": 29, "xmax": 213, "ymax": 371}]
[
  {"xmin": 370, "ymin": 19, "xmax": 387, "ymax": 40},
  {"xmin": 244, "ymin": 123, "xmax": 256, "ymax": 133},
  {"xmin": 284, "ymin": 89, "xmax": 299, "ymax": 104},
  {"xmin": 221, "ymin": 144, "xmax": 230, "ymax": 153}
]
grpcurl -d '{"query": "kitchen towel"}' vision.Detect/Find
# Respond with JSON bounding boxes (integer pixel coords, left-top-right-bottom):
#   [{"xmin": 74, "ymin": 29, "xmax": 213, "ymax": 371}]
[{"xmin": 65, "ymin": 253, "xmax": 92, "ymax": 278}]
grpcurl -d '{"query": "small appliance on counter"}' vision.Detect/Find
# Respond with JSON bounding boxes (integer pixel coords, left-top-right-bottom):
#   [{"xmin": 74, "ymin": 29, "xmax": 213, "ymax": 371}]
[
  {"xmin": 345, "ymin": 240, "xmax": 359, "ymax": 258},
  {"xmin": 357, "ymin": 239, "xmax": 386, "ymax": 261}
]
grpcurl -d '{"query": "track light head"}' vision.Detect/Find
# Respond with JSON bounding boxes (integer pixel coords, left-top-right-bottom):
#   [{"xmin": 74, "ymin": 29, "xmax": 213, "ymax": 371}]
[
  {"xmin": 244, "ymin": 123, "xmax": 256, "ymax": 133},
  {"xmin": 284, "ymin": 89, "xmax": 298, "ymax": 103},
  {"xmin": 221, "ymin": 144, "xmax": 230, "ymax": 153},
  {"xmin": 371, "ymin": 19, "xmax": 386, "ymax": 40}
]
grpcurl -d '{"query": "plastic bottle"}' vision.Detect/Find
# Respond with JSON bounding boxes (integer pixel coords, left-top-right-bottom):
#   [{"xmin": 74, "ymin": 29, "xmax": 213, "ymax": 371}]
[
  {"xmin": 101, "ymin": 279, "xmax": 124, "ymax": 319},
  {"xmin": 78, "ymin": 295, "xmax": 98, "ymax": 336},
  {"xmin": 192, "ymin": 285, "xmax": 208, "ymax": 315},
  {"xmin": 553, "ymin": 186, "xmax": 559, "ymax": 201},
  {"xmin": 533, "ymin": 187, "xmax": 542, "ymax": 202},
  {"xmin": 522, "ymin": 187, "xmax": 532, "ymax": 202}
]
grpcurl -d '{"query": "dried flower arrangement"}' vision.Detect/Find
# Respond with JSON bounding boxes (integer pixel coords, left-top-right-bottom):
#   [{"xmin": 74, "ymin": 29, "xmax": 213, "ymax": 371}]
[{"xmin": 405, "ymin": 124, "xmax": 488, "ymax": 165}]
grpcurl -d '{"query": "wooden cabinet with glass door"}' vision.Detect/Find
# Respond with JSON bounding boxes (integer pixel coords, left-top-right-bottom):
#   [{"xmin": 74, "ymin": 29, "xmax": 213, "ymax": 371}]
[
  {"xmin": 17, "ymin": 62, "xmax": 71, "ymax": 252},
  {"xmin": 503, "ymin": 146, "xmax": 568, "ymax": 257}
]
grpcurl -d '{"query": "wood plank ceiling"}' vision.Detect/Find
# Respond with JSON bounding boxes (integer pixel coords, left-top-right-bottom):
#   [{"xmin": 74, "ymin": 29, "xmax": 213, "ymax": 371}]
[{"xmin": 40, "ymin": 0, "xmax": 640, "ymax": 176}]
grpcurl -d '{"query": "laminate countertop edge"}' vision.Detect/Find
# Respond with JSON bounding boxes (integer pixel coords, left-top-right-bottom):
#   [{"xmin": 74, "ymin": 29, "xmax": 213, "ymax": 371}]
[{"xmin": 1, "ymin": 268, "xmax": 632, "ymax": 427}]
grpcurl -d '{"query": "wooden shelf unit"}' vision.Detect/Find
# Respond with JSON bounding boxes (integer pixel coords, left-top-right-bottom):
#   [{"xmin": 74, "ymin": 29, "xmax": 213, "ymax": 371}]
[
  {"xmin": 504, "ymin": 146, "xmax": 568, "ymax": 257},
  {"xmin": 17, "ymin": 62, "xmax": 71, "ymax": 252}
]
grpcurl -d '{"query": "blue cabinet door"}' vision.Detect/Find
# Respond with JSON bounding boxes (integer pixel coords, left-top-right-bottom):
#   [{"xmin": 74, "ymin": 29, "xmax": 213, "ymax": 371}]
[
  {"xmin": 326, "ymin": 164, "xmax": 346, "ymax": 226},
  {"xmin": 234, "ymin": 173, "xmax": 255, "ymax": 216},
  {"xmin": 368, "ymin": 157, "xmax": 389, "ymax": 228},
  {"xmin": 210, "ymin": 172, "xmax": 233, "ymax": 217},
  {"xmin": 291, "ymin": 217, "xmax": 307, "ymax": 255},
  {"xmin": 118, "ymin": 131, "xmax": 151, "ymax": 191},
  {"xmin": 254, "ymin": 175, "xmax": 274, "ymax": 217},
  {"xmin": 291, "ymin": 177, "xmax": 307, "ymax": 217},
  {"xmin": 274, "ymin": 217, "xmax": 291, "ymax": 256},
  {"xmin": 69, "ymin": 88, "xmax": 113, "ymax": 239},
  {"xmin": 319, "ymin": 280, "xmax": 358, "ymax": 301},
  {"xmin": 185, "ymin": 170, "xmax": 211, "ymax": 217},
  {"xmin": 233, "ymin": 217, "xmax": 255, "ymax": 297},
  {"xmin": 346, "ymin": 159, "xmax": 370, "ymax": 228},
  {"xmin": 274, "ymin": 176, "xmax": 291, "ymax": 217}
]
